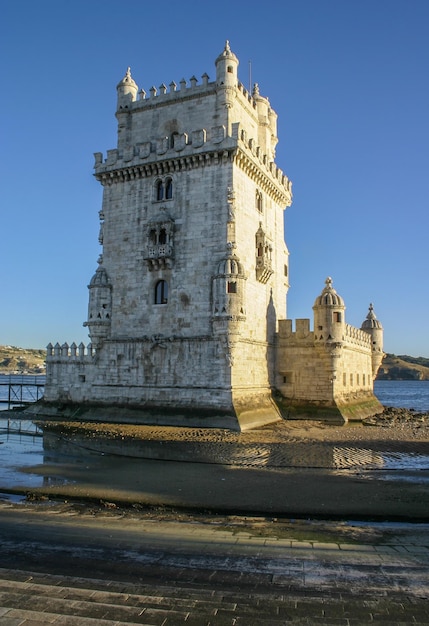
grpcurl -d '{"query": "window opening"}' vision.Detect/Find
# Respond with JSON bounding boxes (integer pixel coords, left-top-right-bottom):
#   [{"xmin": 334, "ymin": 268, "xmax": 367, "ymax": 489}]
[
  {"xmin": 159, "ymin": 228, "xmax": 167, "ymax": 245},
  {"xmin": 165, "ymin": 178, "xmax": 173, "ymax": 199},
  {"xmin": 156, "ymin": 180, "xmax": 163, "ymax": 201},
  {"xmin": 170, "ymin": 133, "xmax": 179, "ymax": 149},
  {"xmin": 155, "ymin": 280, "xmax": 168, "ymax": 304}
]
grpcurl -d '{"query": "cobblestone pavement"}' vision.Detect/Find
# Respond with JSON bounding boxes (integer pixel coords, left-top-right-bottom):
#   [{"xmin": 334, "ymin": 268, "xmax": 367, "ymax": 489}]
[{"xmin": 0, "ymin": 502, "xmax": 428, "ymax": 625}]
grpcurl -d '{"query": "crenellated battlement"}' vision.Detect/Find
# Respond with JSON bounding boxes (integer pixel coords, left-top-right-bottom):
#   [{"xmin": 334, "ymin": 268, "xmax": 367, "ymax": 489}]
[
  {"xmin": 278, "ymin": 319, "xmax": 373, "ymax": 352},
  {"xmin": 118, "ymin": 70, "xmax": 260, "ymax": 111},
  {"xmin": 344, "ymin": 324, "xmax": 372, "ymax": 349},
  {"xmin": 94, "ymin": 123, "xmax": 292, "ymax": 204},
  {"xmin": 46, "ymin": 342, "xmax": 95, "ymax": 362},
  {"xmin": 278, "ymin": 319, "xmax": 314, "ymax": 342}
]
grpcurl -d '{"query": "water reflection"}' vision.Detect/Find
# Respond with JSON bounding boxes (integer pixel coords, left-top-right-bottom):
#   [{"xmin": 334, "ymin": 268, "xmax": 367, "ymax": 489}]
[{"xmin": 0, "ymin": 421, "xmax": 428, "ymax": 495}]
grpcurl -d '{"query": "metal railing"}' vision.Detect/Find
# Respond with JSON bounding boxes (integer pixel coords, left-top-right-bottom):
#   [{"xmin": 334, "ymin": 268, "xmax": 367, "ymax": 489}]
[{"xmin": 0, "ymin": 375, "xmax": 45, "ymax": 410}]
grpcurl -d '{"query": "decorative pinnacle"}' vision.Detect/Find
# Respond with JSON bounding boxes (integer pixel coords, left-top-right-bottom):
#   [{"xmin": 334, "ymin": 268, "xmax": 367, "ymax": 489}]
[{"xmin": 366, "ymin": 303, "xmax": 376, "ymax": 319}]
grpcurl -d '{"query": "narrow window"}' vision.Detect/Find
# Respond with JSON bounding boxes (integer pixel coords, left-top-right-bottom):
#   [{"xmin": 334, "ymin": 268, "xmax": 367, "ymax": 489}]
[
  {"xmin": 155, "ymin": 280, "xmax": 168, "ymax": 304},
  {"xmin": 159, "ymin": 228, "xmax": 167, "ymax": 245},
  {"xmin": 170, "ymin": 133, "xmax": 179, "ymax": 149},
  {"xmin": 156, "ymin": 180, "xmax": 163, "ymax": 201},
  {"xmin": 165, "ymin": 178, "xmax": 173, "ymax": 199}
]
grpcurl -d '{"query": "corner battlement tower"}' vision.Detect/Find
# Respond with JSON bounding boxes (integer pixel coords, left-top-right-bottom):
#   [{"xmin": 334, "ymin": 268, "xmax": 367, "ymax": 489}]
[{"xmin": 45, "ymin": 43, "xmax": 292, "ymax": 430}]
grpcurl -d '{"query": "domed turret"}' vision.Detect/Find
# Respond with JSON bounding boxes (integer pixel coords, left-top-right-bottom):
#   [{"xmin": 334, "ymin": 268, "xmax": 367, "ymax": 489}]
[
  {"xmin": 116, "ymin": 67, "xmax": 138, "ymax": 109},
  {"xmin": 216, "ymin": 254, "xmax": 244, "ymax": 277},
  {"xmin": 313, "ymin": 277, "xmax": 345, "ymax": 343},
  {"xmin": 215, "ymin": 40, "xmax": 239, "ymax": 88},
  {"xmin": 212, "ymin": 252, "xmax": 246, "ymax": 329},
  {"xmin": 84, "ymin": 266, "xmax": 112, "ymax": 345},
  {"xmin": 361, "ymin": 303, "xmax": 384, "ymax": 377}
]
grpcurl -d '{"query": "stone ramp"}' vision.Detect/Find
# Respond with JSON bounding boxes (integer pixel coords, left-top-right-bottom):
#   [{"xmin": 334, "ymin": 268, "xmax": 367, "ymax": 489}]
[{"xmin": 0, "ymin": 567, "xmax": 429, "ymax": 625}]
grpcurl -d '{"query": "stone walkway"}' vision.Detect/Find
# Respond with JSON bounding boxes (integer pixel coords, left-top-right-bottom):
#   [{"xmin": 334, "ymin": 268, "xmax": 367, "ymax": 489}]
[{"xmin": 0, "ymin": 503, "xmax": 428, "ymax": 624}]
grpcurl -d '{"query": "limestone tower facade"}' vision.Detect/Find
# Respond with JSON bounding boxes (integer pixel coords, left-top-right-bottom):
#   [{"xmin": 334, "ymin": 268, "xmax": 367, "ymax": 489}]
[{"xmin": 44, "ymin": 42, "xmax": 292, "ymax": 430}]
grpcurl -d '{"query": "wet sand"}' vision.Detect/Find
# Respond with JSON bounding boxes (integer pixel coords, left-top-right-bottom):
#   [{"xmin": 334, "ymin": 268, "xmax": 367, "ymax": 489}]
[{"xmin": 7, "ymin": 415, "xmax": 428, "ymax": 521}]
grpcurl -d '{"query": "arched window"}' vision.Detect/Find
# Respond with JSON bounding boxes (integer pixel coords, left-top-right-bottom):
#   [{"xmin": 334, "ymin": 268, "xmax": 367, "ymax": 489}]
[
  {"xmin": 155, "ymin": 280, "xmax": 168, "ymax": 304},
  {"xmin": 156, "ymin": 180, "xmax": 164, "ymax": 201},
  {"xmin": 165, "ymin": 177, "xmax": 173, "ymax": 199}
]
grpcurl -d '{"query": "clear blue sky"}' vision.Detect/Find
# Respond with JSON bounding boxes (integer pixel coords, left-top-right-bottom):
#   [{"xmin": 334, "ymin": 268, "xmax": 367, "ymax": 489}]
[{"xmin": 1, "ymin": 0, "xmax": 428, "ymax": 356}]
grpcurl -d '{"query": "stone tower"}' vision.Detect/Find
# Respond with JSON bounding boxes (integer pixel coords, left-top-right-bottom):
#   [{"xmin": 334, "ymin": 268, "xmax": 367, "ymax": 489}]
[{"xmin": 44, "ymin": 42, "xmax": 292, "ymax": 430}]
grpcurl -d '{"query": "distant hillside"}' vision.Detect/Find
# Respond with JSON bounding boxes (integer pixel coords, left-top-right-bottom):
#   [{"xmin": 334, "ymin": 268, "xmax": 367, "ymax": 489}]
[
  {"xmin": 377, "ymin": 353, "xmax": 429, "ymax": 381},
  {"xmin": 0, "ymin": 345, "xmax": 46, "ymax": 374}
]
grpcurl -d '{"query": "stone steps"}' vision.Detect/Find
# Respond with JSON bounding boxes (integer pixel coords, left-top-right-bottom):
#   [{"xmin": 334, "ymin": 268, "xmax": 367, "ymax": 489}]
[
  {"xmin": 0, "ymin": 567, "xmax": 275, "ymax": 625},
  {"xmin": 0, "ymin": 566, "xmax": 427, "ymax": 625}
]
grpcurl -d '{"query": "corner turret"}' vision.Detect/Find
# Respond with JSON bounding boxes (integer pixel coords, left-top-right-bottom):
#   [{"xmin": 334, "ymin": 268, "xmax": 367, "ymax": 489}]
[
  {"xmin": 313, "ymin": 277, "xmax": 346, "ymax": 344},
  {"xmin": 361, "ymin": 303, "xmax": 384, "ymax": 378},
  {"xmin": 116, "ymin": 67, "xmax": 138, "ymax": 110},
  {"xmin": 83, "ymin": 264, "xmax": 112, "ymax": 347},
  {"xmin": 215, "ymin": 40, "xmax": 239, "ymax": 88},
  {"xmin": 253, "ymin": 83, "xmax": 278, "ymax": 159}
]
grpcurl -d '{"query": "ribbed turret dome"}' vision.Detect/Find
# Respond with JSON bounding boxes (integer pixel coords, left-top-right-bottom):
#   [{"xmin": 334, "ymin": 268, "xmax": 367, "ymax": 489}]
[
  {"xmin": 313, "ymin": 277, "xmax": 345, "ymax": 308},
  {"xmin": 116, "ymin": 67, "xmax": 138, "ymax": 90},
  {"xmin": 216, "ymin": 254, "xmax": 244, "ymax": 277},
  {"xmin": 215, "ymin": 40, "xmax": 238, "ymax": 64},
  {"xmin": 361, "ymin": 303, "xmax": 383, "ymax": 330},
  {"xmin": 89, "ymin": 266, "xmax": 110, "ymax": 287}
]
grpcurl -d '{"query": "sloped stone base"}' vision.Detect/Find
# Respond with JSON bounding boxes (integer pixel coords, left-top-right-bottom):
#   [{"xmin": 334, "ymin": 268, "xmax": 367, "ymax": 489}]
[
  {"xmin": 26, "ymin": 394, "xmax": 282, "ymax": 432},
  {"xmin": 274, "ymin": 394, "xmax": 384, "ymax": 424}
]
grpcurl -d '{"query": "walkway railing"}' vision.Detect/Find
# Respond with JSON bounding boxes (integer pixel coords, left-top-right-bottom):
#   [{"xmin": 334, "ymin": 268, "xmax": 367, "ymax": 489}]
[{"xmin": 0, "ymin": 375, "xmax": 45, "ymax": 410}]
